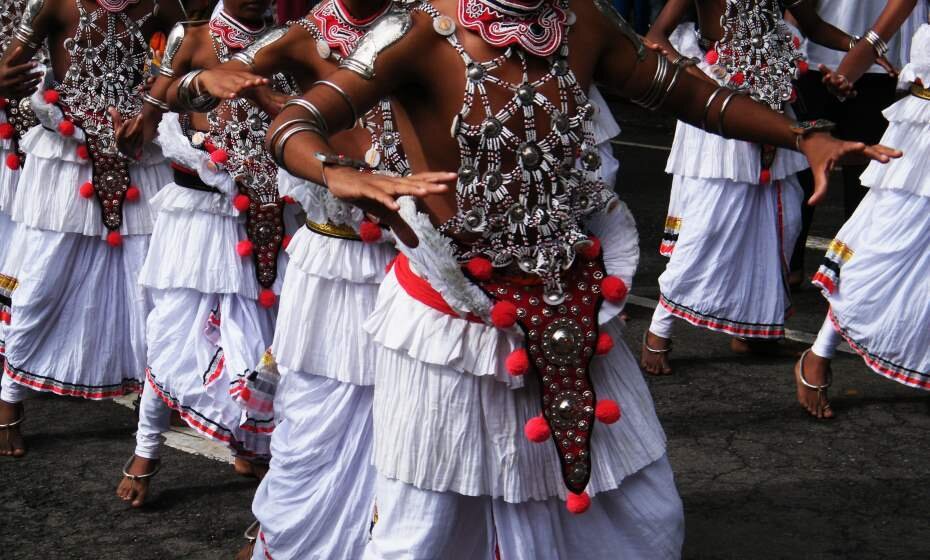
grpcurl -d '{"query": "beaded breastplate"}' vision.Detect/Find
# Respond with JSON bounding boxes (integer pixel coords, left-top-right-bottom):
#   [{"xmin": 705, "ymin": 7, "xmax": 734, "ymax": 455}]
[
  {"xmin": 420, "ymin": 0, "xmax": 611, "ymax": 304},
  {"xmin": 205, "ymin": 11, "xmax": 298, "ymax": 291},
  {"xmin": 0, "ymin": 0, "xmax": 39, "ymax": 163},
  {"xmin": 56, "ymin": 0, "xmax": 155, "ymax": 232},
  {"xmin": 291, "ymin": 0, "xmax": 409, "ymax": 176}
]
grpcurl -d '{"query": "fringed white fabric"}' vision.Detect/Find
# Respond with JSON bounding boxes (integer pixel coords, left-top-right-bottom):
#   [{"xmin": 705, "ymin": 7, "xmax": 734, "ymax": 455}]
[
  {"xmin": 252, "ymin": 370, "xmax": 376, "ymax": 560},
  {"xmin": 859, "ymin": 95, "xmax": 930, "ymax": 199},
  {"xmin": 286, "ymin": 225, "xmax": 395, "ymax": 283},
  {"xmin": 155, "ymin": 113, "xmax": 238, "ymax": 199},
  {"xmin": 278, "ymin": 169, "xmax": 367, "ymax": 231},
  {"xmin": 12, "ymin": 127, "xmax": 169, "ymax": 237},
  {"xmin": 368, "ymin": 272, "xmax": 668, "ymax": 502}
]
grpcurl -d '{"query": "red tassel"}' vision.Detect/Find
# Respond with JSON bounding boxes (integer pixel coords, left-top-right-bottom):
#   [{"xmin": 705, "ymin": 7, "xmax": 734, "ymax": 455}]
[
  {"xmin": 258, "ymin": 289, "xmax": 277, "ymax": 308},
  {"xmin": 730, "ymin": 72, "xmax": 745, "ymax": 86},
  {"xmin": 0, "ymin": 123, "xmax": 15, "ymax": 140},
  {"xmin": 78, "ymin": 182, "xmax": 95, "ymax": 199},
  {"xmin": 505, "ymin": 348, "xmax": 530, "ymax": 376},
  {"xmin": 58, "ymin": 120, "xmax": 76, "ymax": 137},
  {"xmin": 595, "ymin": 332, "xmax": 614, "ymax": 356},
  {"xmin": 76, "ymin": 145, "xmax": 89, "ymax": 159},
  {"xmin": 359, "ymin": 220, "xmax": 382, "ymax": 243},
  {"xmin": 566, "ymin": 492, "xmax": 591, "ymax": 514},
  {"xmin": 759, "ymin": 168, "xmax": 772, "ymax": 185},
  {"xmin": 490, "ymin": 301, "xmax": 518, "ymax": 329},
  {"xmin": 236, "ymin": 240, "xmax": 254, "ymax": 257},
  {"xmin": 465, "ymin": 257, "xmax": 493, "ymax": 281},
  {"xmin": 5, "ymin": 153, "xmax": 20, "ymax": 170},
  {"xmin": 600, "ymin": 276, "xmax": 628, "ymax": 303},
  {"xmin": 210, "ymin": 149, "xmax": 229, "ymax": 165},
  {"xmin": 595, "ymin": 399, "xmax": 622, "ymax": 424},
  {"xmin": 524, "ymin": 416, "xmax": 550, "ymax": 443},
  {"xmin": 578, "ymin": 236, "xmax": 601, "ymax": 260},
  {"xmin": 43, "ymin": 90, "xmax": 60, "ymax": 104},
  {"xmin": 125, "ymin": 186, "xmax": 141, "ymax": 202},
  {"xmin": 233, "ymin": 194, "xmax": 251, "ymax": 212},
  {"xmin": 106, "ymin": 231, "xmax": 122, "ymax": 247},
  {"xmin": 0, "ymin": 311, "xmax": 11, "ymax": 325},
  {"xmin": 705, "ymin": 50, "xmax": 719, "ymax": 65}
]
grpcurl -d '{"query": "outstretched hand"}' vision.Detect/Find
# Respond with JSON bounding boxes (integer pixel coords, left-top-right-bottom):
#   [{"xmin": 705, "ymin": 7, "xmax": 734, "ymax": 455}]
[
  {"xmin": 325, "ymin": 168, "xmax": 456, "ymax": 247},
  {"xmin": 0, "ymin": 47, "xmax": 42, "ymax": 99},
  {"xmin": 195, "ymin": 69, "xmax": 270, "ymax": 101},
  {"xmin": 110, "ymin": 108, "xmax": 145, "ymax": 159},
  {"xmin": 799, "ymin": 132, "xmax": 901, "ymax": 205},
  {"xmin": 819, "ymin": 64, "xmax": 856, "ymax": 100}
]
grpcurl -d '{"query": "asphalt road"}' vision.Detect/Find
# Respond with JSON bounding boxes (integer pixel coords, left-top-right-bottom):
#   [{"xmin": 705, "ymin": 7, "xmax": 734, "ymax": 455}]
[{"xmin": 1, "ymin": 100, "xmax": 927, "ymax": 560}]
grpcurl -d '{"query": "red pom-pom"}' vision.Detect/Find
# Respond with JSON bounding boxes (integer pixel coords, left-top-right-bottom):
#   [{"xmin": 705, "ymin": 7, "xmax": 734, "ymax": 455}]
[
  {"xmin": 210, "ymin": 149, "xmax": 229, "ymax": 165},
  {"xmin": 43, "ymin": 90, "xmax": 60, "ymax": 104},
  {"xmin": 106, "ymin": 231, "xmax": 122, "ymax": 247},
  {"xmin": 78, "ymin": 181, "xmax": 95, "ymax": 199},
  {"xmin": 0, "ymin": 311, "xmax": 11, "ymax": 325},
  {"xmin": 579, "ymin": 236, "xmax": 601, "ymax": 260},
  {"xmin": 465, "ymin": 256, "xmax": 493, "ymax": 281},
  {"xmin": 76, "ymin": 145, "xmax": 89, "ymax": 159},
  {"xmin": 281, "ymin": 195, "xmax": 296, "ymax": 205},
  {"xmin": 125, "ymin": 186, "xmax": 141, "ymax": 202},
  {"xmin": 705, "ymin": 50, "xmax": 719, "ymax": 65},
  {"xmin": 524, "ymin": 416, "xmax": 550, "ymax": 443},
  {"xmin": 0, "ymin": 123, "xmax": 15, "ymax": 140},
  {"xmin": 359, "ymin": 220, "xmax": 382, "ymax": 243},
  {"xmin": 58, "ymin": 120, "xmax": 75, "ymax": 137},
  {"xmin": 566, "ymin": 492, "xmax": 591, "ymax": 514},
  {"xmin": 0, "ymin": 98, "xmax": 8, "ymax": 109},
  {"xmin": 759, "ymin": 168, "xmax": 772, "ymax": 185},
  {"xmin": 490, "ymin": 301, "xmax": 518, "ymax": 329},
  {"xmin": 258, "ymin": 289, "xmax": 277, "ymax": 308},
  {"xmin": 595, "ymin": 399, "xmax": 622, "ymax": 424},
  {"xmin": 730, "ymin": 72, "xmax": 745, "ymax": 86},
  {"xmin": 233, "ymin": 194, "xmax": 251, "ymax": 212},
  {"xmin": 793, "ymin": 36, "xmax": 802, "ymax": 49},
  {"xmin": 600, "ymin": 276, "xmax": 628, "ymax": 303},
  {"xmin": 282, "ymin": 234, "xmax": 292, "ymax": 249},
  {"xmin": 789, "ymin": 88, "xmax": 798, "ymax": 103},
  {"xmin": 796, "ymin": 60, "xmax": 809, "ymax": 75},
  {"xmin": 505, "ymin": 348, "xmax": 530, "ymax": 376},
  {"xmin": 236, "ymin": 239, "xmax": 254, "ymax": 257},
  {"xmin": 595, "ymin": 333, "xmax": 614, "ymax": 356},
  {"xmin": 5, "ymin": 153, "xmax": 19, "ymax": 170}
]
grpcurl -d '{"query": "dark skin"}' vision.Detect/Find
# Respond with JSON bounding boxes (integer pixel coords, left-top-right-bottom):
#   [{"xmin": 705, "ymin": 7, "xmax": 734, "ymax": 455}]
[
  {"xmin": 799, "ymin": 0, "xmax": 920, "ymax": 420},
  {"xmin": 0, "ymin": 0, "xmax": 185, "ymax": 460}
]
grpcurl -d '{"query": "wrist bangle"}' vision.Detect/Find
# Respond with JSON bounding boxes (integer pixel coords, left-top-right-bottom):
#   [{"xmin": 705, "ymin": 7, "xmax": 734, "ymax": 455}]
[
  {"xmin": 717, "ymin": 90, "xmax": 740, "ymax": 138},
  {"xmin": 701, "ymin": 87, "xmax": 726, "ymax": 131},
  {"xmin": 863, "ymin": 30, "xmax": 889, "ymax": 58},
  {"xmin": 143, "ymin": 93, "xmax": 169, "ymax": 112},
  {"xmin": 791, "ymin": 119, "xmax": 837, "ymax": 151},
  {"xmin": 848, "ymin": 35, "xmax": 860, "ymax": 51}
]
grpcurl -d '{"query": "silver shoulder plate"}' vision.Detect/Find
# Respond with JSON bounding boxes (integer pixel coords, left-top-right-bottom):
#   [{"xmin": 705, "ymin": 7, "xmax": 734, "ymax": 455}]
[
  {"xmin": 339, "ymin": 9, "xmax": 412, "ymax": 80},
  {"xmin": 592, "ymin": 0, "xmax": 645, "ymax": 61},
  {"xmin": 14, "ymin": 0, "xmax": 46, "ymax": 47},
  {"xmin": 231, "ymin": 26, "xmax": 289, "ymax": 69},
  {"xmin": 160, "ymin": 23, "xmax": 186, "ymax": 79}
]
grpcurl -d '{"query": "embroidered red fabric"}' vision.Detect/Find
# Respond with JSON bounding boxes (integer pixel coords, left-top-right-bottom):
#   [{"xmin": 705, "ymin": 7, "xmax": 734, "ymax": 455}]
[{"xmin": 457, "ymin": 0, "xmax": 568, "ymax": 57}]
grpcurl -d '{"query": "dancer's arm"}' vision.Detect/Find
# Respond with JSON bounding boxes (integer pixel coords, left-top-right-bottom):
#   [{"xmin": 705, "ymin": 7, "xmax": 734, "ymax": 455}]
[{"xmin": 0, "ymin": 0, "xmax": 57, "ymax": 99}]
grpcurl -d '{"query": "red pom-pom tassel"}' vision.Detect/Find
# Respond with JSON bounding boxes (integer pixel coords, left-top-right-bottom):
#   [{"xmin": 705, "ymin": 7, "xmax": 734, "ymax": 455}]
[
  {"xmin": 258, "ymin": 289, "xmax": 277, "ymax": 308},
  {"xmin": 796, "ymin": 60, "xmax": 809, "ymax": 74},
  {"xmin": 600, "ymin": 276, "xmax": 628, "ymax": 303},
  {"xmin": 78, "ymin": 181, "xmax": 95, "ymax": 199},
  {"xmin": 0, "ymin": 98, "xmax": 8, "ymax": 109},
  {"xmin": 0, "ymin": 310, "xmax": 11, "ymax": 325},
  {"xmin": 210, "ymin": 148, "xmax": 229, "ymax": 165},
  {"xmin": 465, "ymin": 256, "xmax": 493, "ymax": 281},
  {"xmin": 58, "ymin": 120, "xmax": 75, "ymax": 137},
  {"xmin": 236, "ymin": 240, "xmax": 254, "ymax": 257},
  {"xmin": 729, "ymin": 72, "xmax": 745, "ymax": 86},
  {"xmin": 595, "ymin": 332, "xmax": 614, "ymax": 356},
  {"xmin": 281, "ymin": 195, "xmax": 296, "ymax": 205},
  {"xmin": 566, "ymin": 492, "xmax": 591, "ymax": 514},
  {"xmin": 239, "ymin": 387, "xmax": 252, "ymax": 402},
  {"xmin": 359, "ymin": 220, "xmax": 382, "ymax": 243},
  {"xmin": 282, "ymin": 234, "xmax": 292, "ymax": 249},
  {"xmin": 759, "ymin": 168, "xmax": 772, "ymax": 185},
  {"xmin": 76, "ymin": 145, "xmax": 89, "ymax": 160},
  {"xmin": 5, "ymin": 153, "xmax": 20, "ymax": 170},
  {"xmin": 524, "ymin": 416, "xmax": 550, "ymax": 443},
  {"xmin": 578, "ymin": 236, "xmax": 601, "ymax": 260},
  {"xmin": 0, "ymin": 123, "xmax": 15, "ymax": 140},
  {"xmin": 490, "ymin": 301, "xmax": 518, "ymax": 329},
  {"xmin": 505, "ymin": 348, "xmax": 530, "ymax": 376},
  {"xmin": 233, "ymin": 194, "xmax": 251, "ymax": 212},
  {"xmin": 595, "ymin": 399, "xmax": 622, "ymax": 424},
  {"xmin": 125, "ymin": 186, "xmax": 141, "ymax": 202},
  {"xmin": 705, "ymin": 50, "xmax": 719, "ymax": 65},
  {"xmin": 106, "ymin": 231, "xmax": 122, "ymax": 247},
  {"xmin": 43, "ymin": 90, "xmax": 60, "ymax": 104}
]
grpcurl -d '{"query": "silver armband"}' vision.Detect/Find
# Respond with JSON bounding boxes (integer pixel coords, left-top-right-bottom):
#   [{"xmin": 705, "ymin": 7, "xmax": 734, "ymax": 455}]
[
  {"xmin": 143, "ymin": 92, "xmax": 170, "ymax": 112},
  {"xmin": 340, "ymin": 9, "xmax": 412, "ymax": 79},
  {"xmin": 716, "ymin": 90, "xmax": 741, "ymax": 137},
  {"xmin": 13, "ymin": 0, "xmax": 45, "ymax": 51},
  {"xmin": 231, "ymin": 26, "xmax": 289, "ymax": 70},
  {"xmin": 160, "ymin": 23, "xmax": 187, "ymax": 79},
  {"xmin": 312, "ymin": 80, "xmax": 358, "ymax": 125},
  {"xmin": 592, "ymin": 0, "xmax": 645, "ymax": 61},
  {"xmin": 701, "ymin": 87, "xmax": 726, "ymax": 131},
  {"xmin": 177, "ymin": 70, "xmax": 220, "ymax": 113},
  {"xmin": 281, "ymin": 98, "xmax": 329, "ymax": 134},
  {"xmin": 863, "ymin": 30, "xmax": 889, "ymax": 58}
]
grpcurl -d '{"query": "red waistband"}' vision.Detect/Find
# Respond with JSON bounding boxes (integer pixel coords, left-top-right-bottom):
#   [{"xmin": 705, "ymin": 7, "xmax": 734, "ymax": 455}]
[{"xmin": 391, "ymin": 254, "xmax": 483, "ymax": 323}]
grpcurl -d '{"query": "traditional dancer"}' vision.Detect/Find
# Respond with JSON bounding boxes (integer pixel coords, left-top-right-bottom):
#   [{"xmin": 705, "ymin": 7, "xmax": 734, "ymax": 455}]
[
  {"xmin": 260, "ymin": 0, "xmax": 895, "ymax": 555},
  {"xmin": 0, "ymin": 0, "xmax": 185, "ymax": 458},
  {"xmin": 638, "ymin": 0, "xmax": 859, "ymax": 375},
  {"xmin": 114, "ymin": 0, "xmax": 298, "ymax": 507},
  {"xmin": 795, "ymin": 0, "xmax": 930, "ymax": 419}
]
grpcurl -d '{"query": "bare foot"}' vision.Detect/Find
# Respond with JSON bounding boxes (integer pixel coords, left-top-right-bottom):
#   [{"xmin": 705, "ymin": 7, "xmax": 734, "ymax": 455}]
[
  {"xmin": 234, "ymin": 457, "xmax": 269, "ymax": 480},
  {"xmin": 116, "ymin": 455, "xmax": 160, "ymax": 508},
  {"xmin": 794, "ymin": 350, "xmax": 834, "ymax": 420},
  {"xmin": 0, "ymin": 400, "xmax": 25, "ymax": 458},
  {"xmin": 235, "ymin": 520, "xmax": 260, "ymax": 560},
  {"xmin": 640, "ymin": 331, "xmax": 673, "ymax": 376},
  {"xmin": 234, "ymin": 541, "xmax": 255, "ymax": 560},
  {"xmin": 730, "ymin": 337, "xmax": 798, "ymax": 358}
]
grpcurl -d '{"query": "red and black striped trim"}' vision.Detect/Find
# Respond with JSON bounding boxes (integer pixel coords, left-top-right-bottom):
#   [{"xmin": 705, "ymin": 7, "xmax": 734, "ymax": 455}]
[
  {"xmin": 659, "ymin": 294, "xmax": 786, "ymax": 339},
  {"xmin": 3, "ymin": 361, "xmax": 141, "ymax": 399}
]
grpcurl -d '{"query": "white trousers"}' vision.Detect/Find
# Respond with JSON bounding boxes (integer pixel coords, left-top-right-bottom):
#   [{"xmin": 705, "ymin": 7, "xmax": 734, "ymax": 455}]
[
  {"xmin": 811, "ymin": 317, "xmax": 842, "ymax": 360},
  {"xmin": 365, "ymin": 455, "xmax": 685, "ymax": 560},
  {"xmin": 134, "ymin": 380, "xmax": 171, "ymax": 460},
  {"xmin": 0, "ymin": 371, "xmax": 31, "ymax": 404}
]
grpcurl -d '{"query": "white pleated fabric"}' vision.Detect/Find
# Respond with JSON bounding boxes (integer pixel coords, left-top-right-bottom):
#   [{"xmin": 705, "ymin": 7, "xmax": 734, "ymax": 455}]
[
  {"xmin": 251, "ymin": 368, "xmax": 376, "ymax": 560},
  {"xmin": 3, "ymin": 227, "xmax": 150, "ymax": 398},
  {"xmin": 656, "ymin": 174, "xmax": 803, "ymax": 338},
  {"xmin": 365, "ymin": 455, "xmax": 684, "ymax": 560},
  {"xmin": 859, "ymin": 91, "xmax": 930, "ymax": 199},
  {"xmin": 0, "ymin": 143, "xmax": 21, "ymax": 215}
]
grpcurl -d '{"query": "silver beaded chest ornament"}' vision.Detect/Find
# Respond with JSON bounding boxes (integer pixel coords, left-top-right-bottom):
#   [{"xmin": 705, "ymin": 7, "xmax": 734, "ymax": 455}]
[
  {"xmin": 204, "ymin": 10, "xmax": 298, "ymax": 305},
  {"xmin": 50, "ymin": 0, "xmax": 156, "ymax": 240},
  {"xmin": 290, "ymin": 0, "xmax": 409, "ymax": 176},
  {"xmin": 417, "ymin": 0, "xmax": 628, "ymax": 514},
  {"xmin": 0, "ymin": 0, "xmax": 39, "ymax": 169}
]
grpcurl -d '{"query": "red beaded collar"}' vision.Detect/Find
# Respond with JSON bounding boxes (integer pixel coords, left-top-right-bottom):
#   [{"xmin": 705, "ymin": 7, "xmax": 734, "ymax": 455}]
[
  {"xmin": 311, "ymin": 0, "xmax": 392, "ymax": 57},
  {"xmin": 458, "ymin": 0, "xmax": 568, "ymax": 57},
  {"xmin": 209, "ymin": 9, "xmax": 268, "ymax": 50}
]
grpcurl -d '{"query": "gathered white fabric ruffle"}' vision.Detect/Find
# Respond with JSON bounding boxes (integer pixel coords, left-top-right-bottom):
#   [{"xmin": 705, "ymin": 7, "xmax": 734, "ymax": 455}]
[
  {"xmin": 11, "ymin": 127, "xmax": 168, "ymax": 237},
  {"xmin": 278, "ymin": 169, "xmax": 369, "ymax": 232},
  {"xmin": 898, "ymin": 24, "xmax": 930, "ymax": 88},
  {"xmin": 286, "ymin": 225, "xmax": 395, "ymax": 283},
  {"xmin": 252, "ymin": 370, "xmax": 376, "ymax": 560},
  {"xmin": 155, "ymin": 113, "xmax": 238, "ymax": 198},
  {"xmin": 859, "ymin": 95, "xmax": 930, "ymax": 199},
  {"xmin": 588, "ymin": 199, "xmax": 639, "ymax": 324},
  {"xmin": 666, "ymin": 23, "xmax": 808, "ymax": 183},
  {"xmin": 3, "ymin": 226, "xmax": 150, "ymax": 399}
]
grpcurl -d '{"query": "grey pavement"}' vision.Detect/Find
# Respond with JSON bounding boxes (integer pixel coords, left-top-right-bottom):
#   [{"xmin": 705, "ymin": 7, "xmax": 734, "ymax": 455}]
[{"xmin": 1, "ymin": 100, "xmax": 927, "ymax": 559}]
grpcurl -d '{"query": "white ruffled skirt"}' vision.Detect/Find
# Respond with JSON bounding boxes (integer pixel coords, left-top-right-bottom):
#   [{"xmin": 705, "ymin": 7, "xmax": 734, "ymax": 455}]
[
  {"xmin": 251, "ymin": 368, "xmax": 376, "ymax": 560},
  {"xmin": 657, "ymin": 174, "xmax": 803, "ymax": 338}
]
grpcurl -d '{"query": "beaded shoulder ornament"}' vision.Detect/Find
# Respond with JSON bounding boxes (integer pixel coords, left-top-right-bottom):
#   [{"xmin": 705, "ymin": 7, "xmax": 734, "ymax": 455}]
[
  {"xmin": 0, "ymin": 0, "xmax": 39, "ymax": 168},
  {"xmin": 290, "ymin": 0, "xmax": 409, "ymax": 176},
  {"xmin": 202, "ymin": 9, "xmax": 298, "ymax": 303},
  {"xmin": 54, "ymin": 0, "xmax": 156, "ymax": 236}
]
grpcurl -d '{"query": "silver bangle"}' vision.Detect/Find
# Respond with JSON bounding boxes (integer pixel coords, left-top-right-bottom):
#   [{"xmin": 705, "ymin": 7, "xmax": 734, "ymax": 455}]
[
  {"xmin": 863, "ymin": 30, "xmax": 889, "ymax": 58},
  {"xmin": 177, "ymin": 70, "xmax": 220, "ymax": 113},
  {"xmin": 273, "ymin": 124, "xmax": 325, "ymax": 168},
  {"xmin": 312, "ymin": 80, "xmax": 358, "ymax": 125},
  {"xmin": 282, "ymin": 98, "xmax": 329, "ymax": 134},
  {"xmin": 142, "ymin": 93, "xmax": 169, "ymax": 112},
  {"xmin": 632, "ymin": 55, "xmax": 671, "ymax": 110},
  {"xmin": 848, "ymin": 35, "xmax": 860, "ymax": 51},
  {"xmin": 658, "ymin": 63, "xmax": 684, "ymax": 108},
  {"xmin": 716, "ymin": 90, "xmax": 740, "ymax": 137},
  {"xmin": 701, "ymin": 87, "xmax": 726, "ymax": 130}
]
